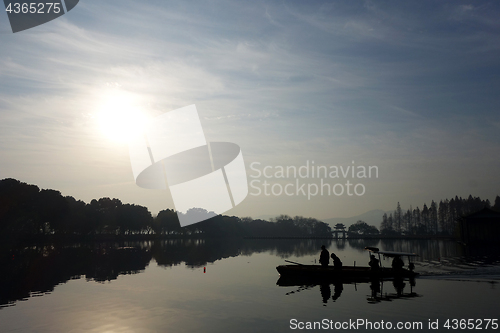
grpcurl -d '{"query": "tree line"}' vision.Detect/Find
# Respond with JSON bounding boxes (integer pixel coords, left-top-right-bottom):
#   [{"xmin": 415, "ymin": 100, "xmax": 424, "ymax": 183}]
[
  {"xmin": 0, "ymin": 178, "xmax": 332, "ymax": 244},
  {"xmin": 380, "ymin": 195, "xmax": 500, "ymax": 236}
]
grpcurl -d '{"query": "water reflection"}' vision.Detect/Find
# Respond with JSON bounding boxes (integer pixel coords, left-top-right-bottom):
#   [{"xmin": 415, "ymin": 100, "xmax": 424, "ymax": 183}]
[
  {"xmin": 280, "ymin": 277, "xmax": 419, "ymax": 306},
  {"xmin": 0, "ymin": 238, "xmax": 334, "ymax": 308},
  {"xmin": 0, "ymin": 244, "xmax": 152, "ymax": 308},
  {"xmin": 318, "ymin": 282, "xmax": 344, "ymax": 305},
  {"xmin": 367, "ymin": 277, "xmax": 420, "ymax": 304},
  {"xmin": 347, "ymin": 238, "xmax": 380, "ymax": 250},
  {"xmin": 320, "ymin": 284, "xmax": 330, "ymax": 304},
  {"xmin": 1, "ymin": 238, "xmax": 499, "ymax": 309},
  {"xmin": 321, "ymin": 281, "xmax": 344, "ymax": 303}
]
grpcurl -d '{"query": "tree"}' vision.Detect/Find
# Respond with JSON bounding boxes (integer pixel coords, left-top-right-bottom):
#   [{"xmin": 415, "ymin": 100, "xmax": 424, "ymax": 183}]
[
  {"xmin": 412, "ymin": 207, "xmax": 420, "ymax": 234},
  {"xmin": 154, "ymin": 209, "xmax": 180, "ymax": 235},
  {"xmin": 404, "ymin": 208, "xmax": 412, "ymax": 235},
  {"xmin": 494, "ymin": 196, "xmax": 500, "ymax": 211},
  {"xmin": 0, "ymin": 178, "xmax": 40, "ymax": 238},
  {"xmin": 380, "ymin": 212, "xmax": 397, "ymax": 235},
  {"xmin": 97, "ymin": 197, "xmax": 122, "ymax": 233},
  {"xmin": 421, "ymin": 204, "xmax": 429, "ymax": 234},
  {"xmin": 430, "ymin": 201, "xmax": 438, "ymax": 235},
  {"xmin": 35, "ymin": 189, "xmax": 69, "ymax": 234},
  {"xmin": 64, "ymin": 196, "xmax": 87, "ymax": 234},
  {"xmin": 438, "ymin": 200, "xmax": 447, "ymax": 235},
  {"xmin": 394, "ymin": 202, "xmax": 402, "ymax": 234},
  {"xmin": 348, "ymin": 220, "xmax": 379, "ymax": 237},
  {"xmin": 116, "ymin": 204, "xmax": 152, "ymax": 234}
]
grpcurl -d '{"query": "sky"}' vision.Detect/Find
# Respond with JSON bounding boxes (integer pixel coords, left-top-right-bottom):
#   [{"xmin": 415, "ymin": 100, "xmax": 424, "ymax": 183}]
[{"xmin": 0, "ymin": 0, "xmax": 499, "ymax": 221}]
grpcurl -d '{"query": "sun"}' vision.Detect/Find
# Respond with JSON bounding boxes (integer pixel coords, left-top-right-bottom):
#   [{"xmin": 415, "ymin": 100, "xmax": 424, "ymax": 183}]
[{"xmin": 96, "ymin": 94, "xmax": 148, "ymax": 143}]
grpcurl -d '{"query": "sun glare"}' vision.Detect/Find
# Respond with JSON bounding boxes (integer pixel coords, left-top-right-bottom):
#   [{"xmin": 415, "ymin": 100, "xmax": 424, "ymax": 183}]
[{"xmin": 96, "ymin": 94, "xmax": 148, "ymax": 143}]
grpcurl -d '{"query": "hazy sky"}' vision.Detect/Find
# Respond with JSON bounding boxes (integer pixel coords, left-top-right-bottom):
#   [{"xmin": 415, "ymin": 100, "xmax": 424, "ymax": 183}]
[{"xmin": 1, "ymin": 0, "xmax": 499, "ymax": 220}]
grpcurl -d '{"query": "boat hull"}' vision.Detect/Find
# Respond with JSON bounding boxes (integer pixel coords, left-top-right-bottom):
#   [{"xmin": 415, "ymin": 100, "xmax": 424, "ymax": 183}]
[{"xmin": 276, "ymin": 264, "xmax": 417, "ymax": 285}]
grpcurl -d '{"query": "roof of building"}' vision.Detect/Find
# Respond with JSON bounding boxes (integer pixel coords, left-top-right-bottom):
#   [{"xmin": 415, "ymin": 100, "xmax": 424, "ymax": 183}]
[{"xmin": 462, "ymin": 207, "xmax": 500, "ymax": 220}]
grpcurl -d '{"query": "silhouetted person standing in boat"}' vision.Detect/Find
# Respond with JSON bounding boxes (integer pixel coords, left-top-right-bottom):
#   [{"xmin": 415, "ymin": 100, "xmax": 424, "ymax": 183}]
[
  {"xmin": 319, "ymin": 245, "xmax": 329, "ymax": 267},
  {"xmin": 330, "ymin": 253, "xmax": 342, "ymax": 270},
  {"xmin": 369, "ymin": 255, "xmax": 380, "ymax": 271},
  {"xmin": 392, "ymin": 255, "xmax": 404, "ymax": 272}
]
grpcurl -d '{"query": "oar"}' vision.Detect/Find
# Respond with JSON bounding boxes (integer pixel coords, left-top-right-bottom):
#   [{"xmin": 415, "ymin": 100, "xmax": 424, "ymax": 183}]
[{"xmin": 285, "ymin": 260, "xmax": 304, "ymax": 266}]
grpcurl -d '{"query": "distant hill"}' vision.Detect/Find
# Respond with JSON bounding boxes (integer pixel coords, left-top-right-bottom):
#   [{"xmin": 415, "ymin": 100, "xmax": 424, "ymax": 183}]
[{"xmin": 322, "ymin": 209, "xmax": 386, "ymax": 230}]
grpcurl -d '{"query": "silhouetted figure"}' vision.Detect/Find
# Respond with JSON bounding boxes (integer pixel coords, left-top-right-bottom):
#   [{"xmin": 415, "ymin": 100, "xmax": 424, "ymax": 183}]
[
  {"xmin": 319, "ymin": 245, "xmax": 329, "ymax": 267},
  {"xmin": 392, "ymin": 255, "xmax": 404, "ymax": 272},
  {"xmin": 330, "ymin": 253, "xmax": 342, "ymax": 270},
  {"xmin": 320, "ymin": 284, "xmax": 331, "ymax": 304},
  {"xmin": 369, "ymin": 255, "xmax": 380, "ymax": 271},
  {"xmin": 408, "ymin": 262, "xmax": 415, "ymax": 272}
]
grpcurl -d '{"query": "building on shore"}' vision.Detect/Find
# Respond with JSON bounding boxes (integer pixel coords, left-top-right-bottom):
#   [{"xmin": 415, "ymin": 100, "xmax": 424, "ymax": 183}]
[{"xmin": 458, "ymin": 207, "xmax": 500, "ymax": 245}]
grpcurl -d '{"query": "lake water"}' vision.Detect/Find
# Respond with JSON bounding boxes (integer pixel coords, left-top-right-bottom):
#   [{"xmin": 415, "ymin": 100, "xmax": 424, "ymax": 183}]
[{"xmin": 1, "ymin": 239, "xmax": 499, "ymax": 332}]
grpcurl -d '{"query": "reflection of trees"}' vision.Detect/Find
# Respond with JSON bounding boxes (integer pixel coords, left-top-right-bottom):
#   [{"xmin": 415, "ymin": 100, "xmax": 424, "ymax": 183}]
[
  {"xmin": 378, "ymin": 239, "xmax": 500, "ymax": 267},
  {"xmin": 3, "ymin": 238, "xmax": 499, "ymax": 309},
  {"xmin": 152, "ymin": 238, "xmax": 335, "ymax": 267},
  {"xmin": 152, "ymin": 238, "xmax": 241, "ymax": 268},
  {"xmin": 0, "ymin": 238, "xmax": 340, "ymax": 307},
  {"xmin": 0, "ymin": 244, "xmax": 152, "ymax": 308},
  {"xmin": 241, "ymin": 239, "xmax": 334, "ymax": 259},
  {"xmin": 379, "ymin": 239, "xmax": 463, "ymax": 261},
  {"xmin": 334, "ymin": 238, "xmax": 346, "ymax": 250},
  {"xmin": 347, "ymin": 239, "xmax": 380, "ymax": 251}
]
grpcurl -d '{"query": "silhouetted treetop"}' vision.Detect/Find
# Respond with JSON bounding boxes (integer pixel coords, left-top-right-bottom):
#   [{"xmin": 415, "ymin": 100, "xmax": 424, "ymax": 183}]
[{"xmin": 380, "ymin": 195, "xmax": 496, "ymax": 236}]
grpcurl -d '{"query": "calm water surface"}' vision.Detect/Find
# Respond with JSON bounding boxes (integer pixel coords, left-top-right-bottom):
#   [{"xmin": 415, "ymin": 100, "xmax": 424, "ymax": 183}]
[{"xmin": 1, "ymin": 239, "xmax": 499, "ymax": 332}]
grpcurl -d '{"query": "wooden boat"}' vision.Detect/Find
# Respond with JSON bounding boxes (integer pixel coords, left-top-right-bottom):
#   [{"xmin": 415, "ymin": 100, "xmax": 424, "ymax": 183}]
[{"xmin": 276, "ymin": 248, "xmax": 418, "ymax": 284}]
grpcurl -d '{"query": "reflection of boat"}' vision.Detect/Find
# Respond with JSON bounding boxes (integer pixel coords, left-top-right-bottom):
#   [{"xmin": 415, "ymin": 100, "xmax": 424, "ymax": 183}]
[
  {"xmin": 367, "ymin": 276, "xmax": 420, "ymax": 304},
  {"xmin": 276, "ymin": 248, "xmax": 418, "ymax": 283},
  {"xmin": 278, "ymin": 276, "xmax": 419, "ymax": 305}
]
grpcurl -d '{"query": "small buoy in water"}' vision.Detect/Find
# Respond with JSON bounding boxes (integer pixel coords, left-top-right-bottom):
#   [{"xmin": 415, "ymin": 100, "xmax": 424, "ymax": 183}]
[{"xmin": 204, "ymin": 267, "xmax": 206, "ymax": 273}]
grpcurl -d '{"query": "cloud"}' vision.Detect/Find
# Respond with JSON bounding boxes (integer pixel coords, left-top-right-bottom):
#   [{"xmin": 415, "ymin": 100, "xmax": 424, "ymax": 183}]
[{"xmin": 1, "ymin": 0, "xmax": 499, "ymax": 217}]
